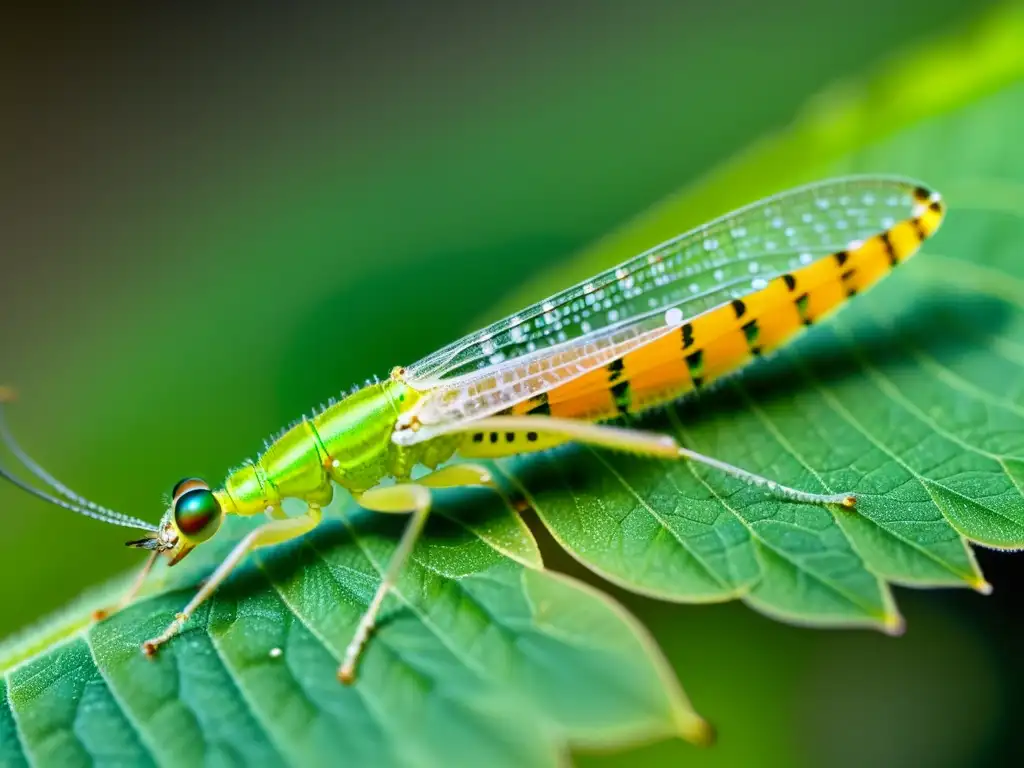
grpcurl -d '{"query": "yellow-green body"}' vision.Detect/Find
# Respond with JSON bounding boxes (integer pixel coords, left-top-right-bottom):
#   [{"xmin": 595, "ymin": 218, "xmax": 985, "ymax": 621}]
[
  {"xmin": 215, "ymin": 380, "xmax": 459, "ymax": 517},
  {"xmin": 211, "ymin": 178, "xmax": 947, "ymax": 524}
]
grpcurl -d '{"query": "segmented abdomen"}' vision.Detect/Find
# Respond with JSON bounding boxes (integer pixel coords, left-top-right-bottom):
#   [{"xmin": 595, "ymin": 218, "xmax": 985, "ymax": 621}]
[{"xmin": 505, "ymin": 187, "xmax": 945, "ymax": 422}]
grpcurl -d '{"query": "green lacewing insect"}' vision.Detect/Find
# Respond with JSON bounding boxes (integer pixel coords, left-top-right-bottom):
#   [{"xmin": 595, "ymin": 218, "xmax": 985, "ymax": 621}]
[{"xmin": 0, "ymin": 176, "xmax": 945, "ymax": 682}]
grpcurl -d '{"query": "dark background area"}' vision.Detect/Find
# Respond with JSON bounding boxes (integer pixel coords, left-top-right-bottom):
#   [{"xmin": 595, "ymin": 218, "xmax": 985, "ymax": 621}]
[{"xmin": 1, "ymin": 2, "xmax": 1021, "ymax": 765}]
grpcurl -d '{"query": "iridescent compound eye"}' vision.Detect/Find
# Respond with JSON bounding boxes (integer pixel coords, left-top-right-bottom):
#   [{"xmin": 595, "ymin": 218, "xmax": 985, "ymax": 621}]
[
  {"xmin": 171, "ymin": 477, "xmax": 210, "ymax": 502},
  {"xmin": 173, "ymin": 487, "xmax": 223, "ymax": 544}
]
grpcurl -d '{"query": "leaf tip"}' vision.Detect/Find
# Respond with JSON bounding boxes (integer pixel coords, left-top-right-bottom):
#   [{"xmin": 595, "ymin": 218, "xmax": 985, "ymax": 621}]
[
  {"xmin": 882, "ymin": 611, "xmax": 906, "ymax": 637},
  {"xmin": 678, "ymin": 714, "xmax": 717, "ymax": 748},
  {"xmin": 971, "ymin": 577, "xmax": 994, "ymax": 596}
]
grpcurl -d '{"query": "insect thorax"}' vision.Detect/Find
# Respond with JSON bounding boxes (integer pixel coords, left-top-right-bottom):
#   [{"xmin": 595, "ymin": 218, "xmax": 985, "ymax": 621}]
[{"xmin": 219, "ymin": 379, "xmax": 459, "ymax": 515}]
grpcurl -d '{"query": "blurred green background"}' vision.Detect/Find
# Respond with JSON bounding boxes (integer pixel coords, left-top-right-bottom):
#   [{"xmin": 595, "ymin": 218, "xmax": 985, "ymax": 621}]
[{"xmin": 0, "ymin": 1, "xmax": 1019, "ymax": 765}]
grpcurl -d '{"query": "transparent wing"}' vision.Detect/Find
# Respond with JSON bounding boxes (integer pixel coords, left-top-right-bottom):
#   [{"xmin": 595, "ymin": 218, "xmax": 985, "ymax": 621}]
[{"xmin": 397, "ymin": 176, "xmax": 929, "ymax": 443}]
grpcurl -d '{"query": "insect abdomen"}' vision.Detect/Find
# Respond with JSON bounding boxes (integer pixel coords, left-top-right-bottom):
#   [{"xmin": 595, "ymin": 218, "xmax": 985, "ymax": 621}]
[
  {"xmin": 460, "ymin": 427, "xmax": 566, "ymax": 458},
  {"xmin": 508, "ymin": 188, "xmax": 945, "ymax": 421}
]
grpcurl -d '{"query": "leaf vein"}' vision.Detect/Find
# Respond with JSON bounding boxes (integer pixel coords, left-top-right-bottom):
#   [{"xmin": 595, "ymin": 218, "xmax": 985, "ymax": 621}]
[
  {"xmin": 587, "ymin": 449, "xmax": 734, "ymax": 592},
  {"xmin": 202, "ymin": 595, "xmax": 289, "ymax": 767},
  {"xmin": 788, "ymin": 342, "xmax": 1024, "ymax": 538},
  {"xmin": 665, "ymin": 410, "xmax": 885, "ymax": 619},
  {"xmin": 833, "ymin": 322, "xmax": 1016, "ymax": 464},
  {"xmin": 251, "ymin": 556, "xmax": 412, "ymax": 759},
  {"xmin": 328, "ymin": 519, "xmax": 493, "ymax": 681},
  {"xmin": 2, "ymin": 672, "xmax": 30, "ymax": 768},
  {"xmin": 81, "ymin": 631, "xmax": 158, "ymax": 764}
]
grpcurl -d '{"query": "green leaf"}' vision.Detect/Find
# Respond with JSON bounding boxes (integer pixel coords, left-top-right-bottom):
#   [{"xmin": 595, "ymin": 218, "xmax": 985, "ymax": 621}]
[
  {"xmin": 2, "ymin": 5, "xmax": 1022, "ymax": 765},
  {"xmin": 0, "ymin": 499, "xmax": 707, "ymax": 766},
  {"xmin": 493, "ymin": 2, "xmax": 1024, "ymax": 634}
]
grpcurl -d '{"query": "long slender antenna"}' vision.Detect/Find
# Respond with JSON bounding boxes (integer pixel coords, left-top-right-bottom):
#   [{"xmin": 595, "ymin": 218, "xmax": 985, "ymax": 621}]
[
  {"xmin": 0, "ymin": 462, "xmax": 158, "ymax": 531},
  {"xmin": 0, "ymin": 388, "xmax": 158, "ymax": 532},
  {"xmin": 0, "ymin": 391, "xmax": 131, "ymax": 519}
]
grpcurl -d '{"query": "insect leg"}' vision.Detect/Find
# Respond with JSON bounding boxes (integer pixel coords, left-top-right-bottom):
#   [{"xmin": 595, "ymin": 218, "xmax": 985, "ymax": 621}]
[
  {"xmin": 141, "ymin": 504, "xmax": 323, "ymax": 656},
  {"xmin": 457, "ymin": 415, "xmax": 855, "ymax": 508},
  {"xmin": 340, "ymin": 464, "xmax": 496, "ymax": 684},
  {"xmin": 415, "ymin": 462, "xmax": 496, "ymax": 490},
  {"xmin": 92, "ymin": 549, "xmax": 159, "ymax": 621},
  {"xmin": 341, "ymin": 484, "xmax": 430, "ymax": 683},
  {"xmin": 264, "ymin": 505, "xmax": 288, "ymax": 520}
]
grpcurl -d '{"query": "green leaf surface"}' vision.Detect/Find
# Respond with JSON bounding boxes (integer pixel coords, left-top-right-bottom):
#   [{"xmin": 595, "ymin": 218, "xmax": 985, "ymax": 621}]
[
  {"xmin": 494, "ymin": 4, "xmax": 1024, "ymax": 635},
  {"xmin": 0, "ymin": 500, "xmax": 706, "ymax": 766},
  {"xmin": 2, "ymin": 5, "xmax": 1022, "ymax": 766}
]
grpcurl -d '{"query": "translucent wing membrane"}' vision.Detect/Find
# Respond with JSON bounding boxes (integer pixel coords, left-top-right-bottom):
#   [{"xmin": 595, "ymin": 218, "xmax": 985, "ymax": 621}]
[{"xmin": 396, "ymin": 176, "xmax": 934, "ymax": 443}]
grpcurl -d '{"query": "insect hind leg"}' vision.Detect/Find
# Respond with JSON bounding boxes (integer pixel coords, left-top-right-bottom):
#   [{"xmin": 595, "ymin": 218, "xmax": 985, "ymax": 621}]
[{"xmin": 453, "ymin": 415, "xmax": 855, "ymax": 508}]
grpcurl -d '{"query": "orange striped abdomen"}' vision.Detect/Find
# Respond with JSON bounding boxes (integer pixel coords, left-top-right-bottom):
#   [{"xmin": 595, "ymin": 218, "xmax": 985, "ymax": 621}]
[{"xmin": 508, "ymin": 187, "xmax": 944, "ymax": 422}]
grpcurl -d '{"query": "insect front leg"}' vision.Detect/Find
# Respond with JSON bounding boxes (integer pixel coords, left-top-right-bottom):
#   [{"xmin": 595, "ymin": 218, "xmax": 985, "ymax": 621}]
[
  {"xmin": 142, "ymin": 503, "xmax": 323, "ymax": 656},
  {"xmin": 341, "ymin": 464, "xmax": 495, "ymax": 684},
  {"xmin": 457, "ymin": 415, "xmax": 855, "ymax": 507},
  {"xmin": 92, "ymin": 549, "xmax": 160, "ymax": 621}
]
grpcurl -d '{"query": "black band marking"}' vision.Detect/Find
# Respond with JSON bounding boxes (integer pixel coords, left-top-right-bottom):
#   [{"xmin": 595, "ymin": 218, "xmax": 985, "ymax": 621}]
[
  {"xmin": 880, "ymin": 232, "xmax": 898, "ymax": 266},
  {"xmin": 685, "ymin": 350, "xmax": 704, "ymax": 386},
  {"xmin": 841, "ymin": 268, "xmax": 858, "ymax": 298},
  {"xmin": 611, "ymin": 380, "xmax": 631, "ymax": 414},
  {"xmin": 607, "ymin": 358, "xmax": 625, "ymax": 383},
  {"xmin": 742, "ymin": 319, "xmax": 760, "ymax": 345},
  {"xmin": 681, "ymin": 322, "xmax": 695, "ymax": 350},
  {"xmin": 795, "ymin": 292, "xmax": 812, "ymax": 325},
  {"xmin": 526, "ymin": 393, "xmax": 551, "ymax": 416}
]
